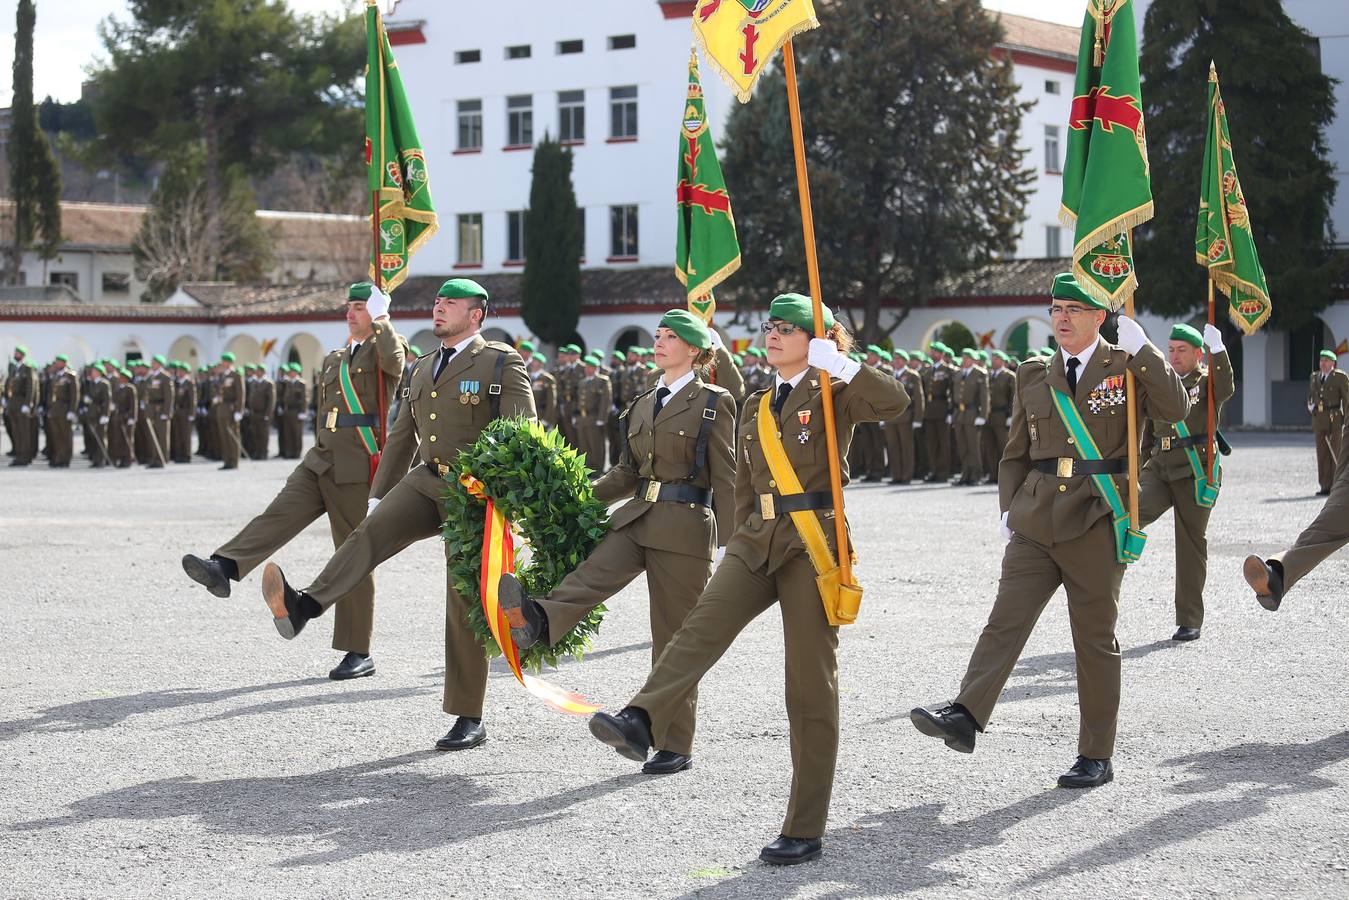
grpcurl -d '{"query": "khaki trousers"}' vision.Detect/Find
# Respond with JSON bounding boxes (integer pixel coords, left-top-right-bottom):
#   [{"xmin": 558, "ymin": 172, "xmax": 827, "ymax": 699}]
[
  {"xmin": 857, "ymin": 422, "xmax": 886, "ymax": 477},
  {"xmin": 982, "ymin": 418, "xmax": 1009, "ymax": 481},
  {"xmin": 956, "ymin": 517, "xmax": 1124, "ymax": 759},
  {"xmin": 303, "ymin": 467, "xmax": 488, "ymax": 718},
  {"xmin": 171, "ymin": 415, "xmax": 193, "ymax": 462},
  {"xmin": 47, "ymin": 412, "xmax": 73, "ymax": 466},
  {"xmin": 923, "ymin": 419, "xmax": 951, "ymax": 479},
  {"xmin": 539, "ymin": 529, "xmax": 711, "ymax": 756},
  {"xmin": 1272, "ymin": 450, "xmax": 1349, "ymax": 594},
  {"xmin": 632, "ymin": 552, "xmax": 839, "ymax": 839},
  {"xmin": 214, "ymin": 409, "xmax": 240, "ymax": 467},
  {"xmin": 11, "ymin": 411, "xmax": 34, "ymax": 463},
  {"xmin": 955, "ymin": 420, "xmax": 984, "ymax": 481},
  {"xmin": 885, "ymin": 419, "xmax": 916, "ymax": 482},
  {"xmin": 1138, "ymin": 467, "xmax": 1212, "ymax": 629},
  {"xmin": 1314, "ymin": 427, "xmax": 1341, "ymax": 493},
  {"xmin": 215, "ymin": 463, "xmax": 376, "ymax": 655},
  {"xmin": 577, "ymin": 420, "xmax": 607, "ymax": 473}
]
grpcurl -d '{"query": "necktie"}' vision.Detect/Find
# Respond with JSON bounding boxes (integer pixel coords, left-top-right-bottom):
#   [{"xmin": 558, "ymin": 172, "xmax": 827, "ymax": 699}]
[
  {"xmin": 433, "ymin": 346, "xmax": 455, "ymax": 381},
  {"xmin": 773, "ymin": 381, "xmax": 793, "ymax": 416},
  {"xmin": 349, "ymin": 342, "xmax": 361, "ymax": 360},
  {"xmin": 653, "ymin": 386, "xmax": 671, "ymax": 419},
  {"xmin": 1066, "ymin": 356, "xmax": 1080, "ymax": 395}
]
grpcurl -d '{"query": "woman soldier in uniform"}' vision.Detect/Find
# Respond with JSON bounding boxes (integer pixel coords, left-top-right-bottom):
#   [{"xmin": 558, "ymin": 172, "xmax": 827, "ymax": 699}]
[
  {"xmin": 499, "ymin": 309, "xmax": 737, "ymax": 776},
  {"xmin": 584, "ymin": 294, "xmax": 909, "ymax": 865}
]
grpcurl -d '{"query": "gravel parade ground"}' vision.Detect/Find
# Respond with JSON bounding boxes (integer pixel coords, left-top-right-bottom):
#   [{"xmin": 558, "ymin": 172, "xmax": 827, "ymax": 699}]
[{"xmin": 2, "ymin": 431, "xmax": 1346, "ymax": 898}]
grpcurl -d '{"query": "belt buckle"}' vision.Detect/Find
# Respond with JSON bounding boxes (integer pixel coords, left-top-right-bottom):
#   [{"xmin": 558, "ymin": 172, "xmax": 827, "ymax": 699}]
[
  {"xmin": 642, "ymin": 481, "xmax": 661, "ymax": 502},
  {"xmin": 1056, "ymin": 457, "xmax": 1074, "ymax": 478},
  {"xmin": 325, "ymin": 409, "xmax": 338, "ymax": 431},
  {"xmin": 759, "ymin": 493, "xmax": 776, "ymax": 520},
  {"xmin": 1161, "ymin": 436, "xmax": 1172, "ymax": 451}
]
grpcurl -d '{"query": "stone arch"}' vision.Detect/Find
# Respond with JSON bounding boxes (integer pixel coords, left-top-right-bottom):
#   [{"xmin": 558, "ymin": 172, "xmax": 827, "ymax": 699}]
[
  {"xmin": 167, "ymin": 335, "xmax": 205, "ymax": 369},
  {"xmin": 54, "ymin": 335, "xmax": 95, "ymax": 367},
  {"xmin": 1002, "ymin": 316, "xmax": 1055, "ymax": 357},
  {"xmin": 281, "ymin": 332, "xmax": 325, "ymax": 376},
  {"xmin": 224, "ymin": 334, "xmax": 263, "ymax": 366},
  {"xmin": 409, "ymin": 328, "xmax": 437, "ymax": 357},
  {"xmin": 481, "ymin": 326, "xmax": 513, "ymax": 344},
  {"xmin": 610, "ymin": 325, "xmax": 652, "ymax": 357}
]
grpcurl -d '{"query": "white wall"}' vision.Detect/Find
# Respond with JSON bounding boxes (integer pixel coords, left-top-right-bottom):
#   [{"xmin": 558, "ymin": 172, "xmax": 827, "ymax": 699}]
[
  {"xmin": 1010, "ymin": 58, "xmax": 1074, "ymax": 259},
  {"xmin": 16, "ymin": 247, "xmax": 145, "ymax": 304}
]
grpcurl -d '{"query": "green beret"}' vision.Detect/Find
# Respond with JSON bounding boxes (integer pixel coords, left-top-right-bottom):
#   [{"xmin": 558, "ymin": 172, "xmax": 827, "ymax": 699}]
[
  {"xmin": 518, "ymin": 340, "xmax": 536, "ymax": 352},
  {"xmin": 348, "ymin": 282, "xmax": 374, "ymax": 301},
  {"xmin": 962, "ymin": 347, "xmax": 978, "ymax": 359},
  {"xmin": 532, "ymin": 353, "xmax": 548, "ymax": 365},
  {"xmin": 582, "ymin": 354, "xmax": 600, "ymax": 366},
  {"xmin": 928, "ymin": 342, "xmax": 950, "ymax": 356},
  {"xmin": 732, "ymin": 354, "xmax": 744, "ymax": 366},
  {"xmin": 92, "ymin": 363, "xmax": 106, "ymax": 376},
  {"xmin": 1040, "ymin": 346, "xmax": 1055, "ymax": 357},
  {"xmin": 1170, "ymin": 324, "xmax": 1203, "ymax": 348},
  {"xmin": 409, "ymin": 345, "xmax": 423, "ymax": 357},
  {"xmin": 645, "ymin": 361, "xmax": 658, "ymax": 370},
  {"xmin": 848, "ymin": 351, "xmax": 863, "ymax": 362},
  {"xmin": 877, "ymin": 349, "xmax": 893, "ymax": 363},
  {"xmin": 55, "ymin": 354, "xmax": 69, "ymax": 362},
  {"xmin": 120, "ymin": 368, "xmax": 133, "ymax": 379},
  {"xmin": 993, "ymin": 350, "xmax": 1011, "ymax": 363},
  {"xmin": 1320, "ymin": 350, "xmax": 1337, "ymax": 362},
  {"xmin": 14, "ymin": 345, "xmax": 27, "ymax": 355},
  {"xmin": 133, "ymin": 358, "xmax": 148, "ymax": 367},
  {"xmin": 769, "ymin": 293, "xmax": 834, "ymax": 332},
  {"xmin": 865, "ymin": 344, "xmax": 884, "ymax": 356},
  {"xmin": 221, "ymin": 352, "xmax": 236, "ymax": 363},
  {"xmin": 562, "ymin": 344, "xmax": 580, "ymax": 354},
  {"xmin": 1050, "ymin": 272, "xmax": 1108, "ymax": 310},
  {"xmin": 893, "ymin": 349, "xmax": 910, "ymax": 362},
  {"xmin": 611, "ymin": 349, "xmax": 626, "ymax": 361},
  {"xmin": 438, "ymin": 278, "xmax": 489, "ymax": 302},
  {"xmin": 153, "ymin": 354, "xmax": 167, "ymax": 365},
  {"xmin": 658, "ymin": 308, "xmax": 713, "ymax": 350}
]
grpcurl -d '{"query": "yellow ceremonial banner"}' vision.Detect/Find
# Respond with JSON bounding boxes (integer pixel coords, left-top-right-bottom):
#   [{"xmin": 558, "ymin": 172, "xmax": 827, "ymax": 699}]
[{"xmin": 692, "ymin": 0, "xmax": 819, "ymax": 103}]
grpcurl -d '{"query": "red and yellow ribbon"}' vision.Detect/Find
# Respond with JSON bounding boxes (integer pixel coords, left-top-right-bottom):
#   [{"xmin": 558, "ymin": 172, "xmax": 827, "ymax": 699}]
[{"xmin": 460, "ymin": 474, "xmax": 600, "ymax": 715}]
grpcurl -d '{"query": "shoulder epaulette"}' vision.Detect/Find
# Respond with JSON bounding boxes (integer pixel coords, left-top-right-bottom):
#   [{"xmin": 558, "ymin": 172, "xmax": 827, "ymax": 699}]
[
  {"xmin": 701, "ymin": 381, "xmax": 730, "ymax": 396},
  {"xmin": 483, "ymin": 340, "xmax": 517, "ymax": 354}
]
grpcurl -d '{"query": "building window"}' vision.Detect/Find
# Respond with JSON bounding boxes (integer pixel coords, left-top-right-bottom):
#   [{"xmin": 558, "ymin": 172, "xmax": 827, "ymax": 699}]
[
  {"xmin": 558, "ymin": 90, "xmax": 585, "ymax": 143},
  {"xmin": 1044, "ymin": 125, "xmax": 1061, "ymax": 173},
  {"xmin": 102, "ymin": 272, "xmax": 131, "ymax": 295},
  {"xmin": 507, "ymin": 95, "xmax": 533, "ymax": 147},
  {"xmin": 458, "ymin": 213, "xmax": 483, "ymax": 266},
  {"xmin": 1045, "ymin": 79, "xmax": 1060, "ymax": 95},
  {"xmin": 455, "ymin": 49, "xmax": 481, "ymax": 64},
  {"xmin": 610, "ymin": 86, "xmax": 638, "ymax": 140},
  {"xmin": 610, "ymin": 205, "xmax": 638, "ymax": 259},
  {"xmin": 557, "ymin": 39, "xmax": 584, "ymax": 55},
  {"xmin": 506, "ymin": 44, "xmax": 531, "ymax": 60},
  {"xmin": 507, "ymin": 210, "xmax": 526, "ymax": 263},
  {"xmin": 1046, "ymin": 225, "xmax": 1062, "ymax": 258},
  {"xmin": 608, "ymin": 34, "xmax": 636, "ymax": 51},
  {"xmin": 50, "ymin": 271, "xmax": 78, "ymax": 291},
  {"xmin": 457, "ymin": 100, "xmax": 482, "ymax": 151}
]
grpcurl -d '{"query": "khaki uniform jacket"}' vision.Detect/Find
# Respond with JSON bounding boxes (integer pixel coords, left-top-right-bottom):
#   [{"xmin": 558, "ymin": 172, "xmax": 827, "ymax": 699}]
[
  {"xmin": 247, "ymin": 378, "xmax": 275, "ymax": 416},
  {"xmin": 894, "ymin": 368, "xmax": 925, "ymax": 424},
  {"xmin": 732, "ymin": 365, "xmax": 910, "ymax": 574},
  {"xmin": 578, "ymin": 373, "xmax": 612, "ymax": 421},
  {"xmin": 87, "ymin": 378, "xmax": 112, "ymax": 419},
  {"xmin": 371, "ymin": 334, "xmax": 535, "ymax": 501},
  {"xmin": 282, "ymin": 378, "xmax": 308, "ymax": 415},
  {"xmin": 1142, "ymin": 350, "xmax": 1236, "ymax": 483},
  {"xmin": 952, "ymin": 366, "xmax": 990, "ymax": 423},
  {"xmin": 145, "ymin": 370, "xmax": 174, "ymax": 418},
  {"xmin": 923, "ymin": 362, "xmax": 956, "ymax": 420},
  {"xmin": 591, "ymin": 377, "xmax": 738, "ymax": 560},
  {"xmin": 48, "ymin": 369, "xmax": 80, "ymax": 417},
  {"xmin": 304, "ymin": 321, "xmax": 406, "ymax": 486},
  {"xmin": 174, "ymin": 377, "xmax": 197, "ymax": 419},
  {"xmin": 6, "ymin": 362, "xmax": 37, "ymax": 409},
  {"xmin": 214, "ymin": 371, "xmax": 244, "ymax": 417},
  {"xmin": 989, "ymin": 367, "xmax": 1016, "ymax": 418},
  {"xmin": 557, "ymin": 364, "xmax": 582, "ymax": 415},
  {"xmin": 1308, "ymin": 369, "xmax": 1349, "ymax": 433},
  {"xmin": 711, "ymin": 347, "xmax": 746, "ymax": 405},
  {"xmin": 114, "ymin": 382, "xmax": 138, "ymax": 422},
  {"xmin": 531, "ymin": 370, "xmax": 558, "ymax": 425},
  {"xmin": 1001, "ymin": 341, "xmax": 1190, "ymax": 547}
]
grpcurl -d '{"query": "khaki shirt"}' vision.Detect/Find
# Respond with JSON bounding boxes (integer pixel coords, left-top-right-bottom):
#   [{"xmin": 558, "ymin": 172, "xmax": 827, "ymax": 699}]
[
  {"xmin": 923, "ymin": 361, "xmax": 956, "ymax": 420},
  {"xmin": 145, "ymin": 370, "xmax": 174, "ymax": 417},
  {"xmin": 305, "ymin": 321, "xmax": 406, "ymax": 486},
  {"xmin": 894, "ymin": 368, "xmax": 925, "ymax": 424},
  {"xmin": 1142, "ymin": 350, "xmax": 1236, "ymax": 483},
  {"xmin": 213, "ymin": 371, "xmax": 244, "ymax": 417},
  {"xmin": 1308, "ymin": 368, "xmax": 1349, "ymax": 433},
  {"xmin": 173, "ymin": 377, "xmax": 197, "ymax": 419},
  {"xmin": 86, "ymin": 378, "xmax": 112, "ymax": 419},
  {"xmin": 6, "ymin": 362, "xmax": 37, "ymax": 409},
  {"xmin": 952, "ymin": 366, "xmax": 990, "ymax": 423},
  {"xmin": 989, "ymin": 367, "xmax": 1016, "ymax": 417},
  {"xmin": 710, "ymin": 347, "xmax": 746, "ymax": 405},
  {"xmin": 114, "ymin": 382, "xmax": 138, "ymax": 423},
  {"xmin": 531, "ymin": 370, "xmax": 558, "ymax": 425},
  {"xmin": 578, "ymin": 373, "xmax": 612, "ymax": 421}
]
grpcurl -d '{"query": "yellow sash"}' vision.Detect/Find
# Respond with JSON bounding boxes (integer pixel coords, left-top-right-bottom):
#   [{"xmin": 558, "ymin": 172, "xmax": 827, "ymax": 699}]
[{"xmin": 756, "ymin": 391, "xmax": 862, "ymax": 626}]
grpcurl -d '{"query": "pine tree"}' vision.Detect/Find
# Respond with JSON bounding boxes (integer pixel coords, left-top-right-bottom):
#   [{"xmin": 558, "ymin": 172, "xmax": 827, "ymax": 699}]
[
  {"xmin": 6, "ymin": 0, "xmax": 63, "ymax": 282},
  {"xmin": 720, "ymin": 0, "xmax": 1032, "ymax": 342},
  {"xmin": 1136, "ymin": 0, "xmax": 1339, "ymax": 329},
  {"xmin": 521, "ymin": 137, "xmax": 583, "ymax": 346}
]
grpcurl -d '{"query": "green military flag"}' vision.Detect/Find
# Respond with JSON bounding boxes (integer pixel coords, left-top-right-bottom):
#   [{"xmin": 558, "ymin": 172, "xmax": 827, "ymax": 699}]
[
  {"xmin": 1196, "ymin": 62, "xmax": 1271, "ymax": 334},
  {"xmin": 365, "ymin": 0, "xmax": 436, "ymax": 293},
  {"xmin": 1060, "ymin": 0, "xmax": 1153, "ymax": 310},
  {"xmin": 676, "ymin": 49, "xmax": 741, "ymax": 323}
]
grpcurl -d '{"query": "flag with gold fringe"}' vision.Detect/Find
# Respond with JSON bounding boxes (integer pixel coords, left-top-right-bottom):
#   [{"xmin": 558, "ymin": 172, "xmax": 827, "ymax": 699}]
[{"xmin": 691, "ymin": 0, "xmax": 819, "ymax": 103}]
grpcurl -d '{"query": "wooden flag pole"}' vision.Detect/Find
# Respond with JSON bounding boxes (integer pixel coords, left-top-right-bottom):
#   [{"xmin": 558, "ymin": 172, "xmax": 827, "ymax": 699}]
[
  {"xmin": 1206, "ymin": 277, "xmax": 1217, "ymax": 479},
  {"xmin": 370, "ymin": 12, "xmax": 388, "ymax": 456},
  {"xmin": 782, "ymin": 40, "xmax": 851, "ymax": 588},
  {"xmin": 1124, "ymin": 293, "xmax": 1141, "ymax": 530}
]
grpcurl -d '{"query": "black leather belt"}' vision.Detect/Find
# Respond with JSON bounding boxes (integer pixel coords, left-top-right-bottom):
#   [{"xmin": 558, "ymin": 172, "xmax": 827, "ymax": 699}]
[
  {"xmin": 325, "ymin": 410, "xmax": 379, "ymax": 430},
  {"xmin": 1033, "ymin": 458, "xmax": 1128, "ymax": 477},
  {"xmin": 635, "ymin": 479, "xmax": 711, "ymax": 507},
  {"xmin": 1155, "ymin": 434, "xmax": 1207, "ymax": 452},
  {"xmin": 758, "ymin": 490, "xmax": 833, "ymax": 519}
]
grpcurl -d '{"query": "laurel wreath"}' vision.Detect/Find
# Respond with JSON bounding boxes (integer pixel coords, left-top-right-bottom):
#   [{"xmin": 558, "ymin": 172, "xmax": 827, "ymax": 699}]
[{"xmin": 441, "ymin": 417, "xmax": 610, "ymax": 672}]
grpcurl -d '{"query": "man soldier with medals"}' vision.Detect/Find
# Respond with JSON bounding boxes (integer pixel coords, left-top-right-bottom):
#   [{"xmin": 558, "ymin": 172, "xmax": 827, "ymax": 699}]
[
  {"xmin": 910, "ymin": 273, "xmax": 1189, "ymax": 790},
  {"xmin": 6, "ymin": 346, "xmax": 37, "ymax": 467},
  {"xmin": 950, "ymin": 348, "xmax": 990, "ymax": 486},
  {"xmin": 257, "ymin": 278, "xmax": 535, "ymax": 750},
  {"xmin": 528, "ymin": 353, "xmax": 558, "ymax": 429},
  {"xmin": 212, "ymin": 353, "xmax": 245, "ymax": 470},
  {"xmin": 46, "ymin": 355, "xmax": 79, "ymax": 468},
  {"xmin": 1307, "ymin": 350, "xmax": 1349, "ymax": 496},
  {"xmin": 922, "ymin": 342, "xmax": 956, "ymax": 481},
  {"xmin": 1137, "ymin": 323, "xmax": 1234, "ymax": 642},
  {"xmin": 182, "ymin": 283, "xmax": 406, "ymax": 680},
  {"xmin": 576, "ymin": 354, "xmax": 612, "ymax": 473},
  {"xmin": 981, "ymin": 350, "xmax": 1016, "ymax": 483},
  {"xmin": 171, "ymin": 361, "xmax": 197, "ymax": 463}
]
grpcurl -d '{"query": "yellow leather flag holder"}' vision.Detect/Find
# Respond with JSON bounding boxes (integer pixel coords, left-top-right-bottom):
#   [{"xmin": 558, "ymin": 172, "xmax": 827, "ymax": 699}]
[{"xmin": 756, "ymin": 391, "xmax": 861, "ymax": 626}]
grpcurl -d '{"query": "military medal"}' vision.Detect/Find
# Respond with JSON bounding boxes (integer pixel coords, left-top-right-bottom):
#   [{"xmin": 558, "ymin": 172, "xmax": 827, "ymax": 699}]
[
  {"xmin": 460, "ymin": 379, "xmax": 481, "ymax": 405},
  {"xmin": 797, "ymin": 409, "xmax": 812, "ymax": 443}
]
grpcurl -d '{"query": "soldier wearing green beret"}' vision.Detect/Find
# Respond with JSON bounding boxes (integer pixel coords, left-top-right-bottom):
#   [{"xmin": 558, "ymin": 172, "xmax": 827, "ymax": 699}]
[
  {"xmin": 587, "ymin": 293, "xmax": 909, "ymax": 865},
  {"xmin": 210, "ymin": 353, "xmax": 245, "ymax": 469},
  {"xmin": 1306, "ymin": 349, "xmax": 1349, "ymax": 495},
  {"xmin": 245, "ymin": 362, "xmax": 276, "ymax": 461},
  {"xmin": 576, "ymin": 354, "xmax": 612, "ymax": 473},
  {"xmin": 950, "ymin": 347, "xmax": 990, "ymax": 485},
  {"xmin": 83, "ymin": 363, "xmax": 112, "ymax": 468},
  {"xmin": 912, "ymin": 273, "xmax": 1189, "ymax": 790},
  {"xmin": 884, "ymin": 349, "xmax": 924, "ymax": 483},
  {"xmin": 277, "ymin": 363, "xmax": 308, "ymax": 460},
  {"xmin": 501, "ymin": 309, "xmax": 738, "ymax": 776},
  {"xmin": 554, "ymin": 344, "xmax": 583, "ymax": 448},
  {"xmin": 257, "ymin": 278, "xmax": 535, "ymax": 747},
  {"xmin": 980, "ymin": 351, "xmax": 1017, "ymax": 483},
  {"xmin": 170, "ymin": 362, "xmax": 196, "ymax": 463},
  {"xmin": 922, "ymin": 342, "xmax": 957, "ymax": 481},
  {"xmin": 854, "ymin": 346, "xmax": 891, "ymax": 481},
  {"xmin": 185, "ymin": 282, "xmax": 407, "ymax": 680},
  {"xmin": 528, "ymin": 353, "xmax": 558, "ymax": 429},
  {"xmin": 141, "ymin": 354, "xmax": 174, "ymax": 468},
  {"xmin": 1136, "ymin": 322, "xmax": 1234, "ymax": 641},
  {"xmin": 45, "ymin": 355, "xmax": 79, "ymax": 468},
  {"xmin": 109, "ymin": 367, "xmax": 138, "ymax": 467}
]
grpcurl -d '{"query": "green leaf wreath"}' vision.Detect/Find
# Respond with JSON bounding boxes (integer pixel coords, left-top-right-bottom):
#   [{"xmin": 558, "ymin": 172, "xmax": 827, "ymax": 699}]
[{"xmin": 441, "ymin": 416, "xmax": 610, "ymax": 672}]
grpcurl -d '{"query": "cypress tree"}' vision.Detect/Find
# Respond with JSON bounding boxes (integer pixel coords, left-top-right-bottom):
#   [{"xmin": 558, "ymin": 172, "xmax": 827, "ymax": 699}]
[
  {"xmin": 521, "ymin": 137, "xmax": 583, "ymax": 345},
  {"xmin": 7, "ymin": 0, "xmax": 63, "ymax": 281}
]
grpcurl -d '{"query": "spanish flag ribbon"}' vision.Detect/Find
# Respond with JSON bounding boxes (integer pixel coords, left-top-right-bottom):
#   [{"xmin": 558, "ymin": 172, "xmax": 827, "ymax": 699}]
[{"xmin": 461, "ymin": 474, "xmax": 600, "ymax": 716}]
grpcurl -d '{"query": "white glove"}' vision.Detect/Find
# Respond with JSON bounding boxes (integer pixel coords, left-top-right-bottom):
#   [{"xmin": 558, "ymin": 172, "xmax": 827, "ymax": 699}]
[
  {"xmin": 367, "ymin": 497, "xmax": 381, "ymax": 516},
  {"xmin": 233, "ymin": 412, "xmax": 242, "ymax": 423},
  {"xmin": 1309, "ymin": 401, "xmax": 1316, "ymax": 413},
  {"xmin": 912, "ymin": 421, "xmax": 922, "ymax": 430},
  {"xmin": 999, "ymin": 511, "xmax": 1013, "ymax": 541},
  {"xmin": 877, "ymin": 421, "xmax": 886, "ymax": 428},
  {"xmin": 365, "ymin": 285, "xmax": 391, "ymax": 319},
  {"xmin": 945, "ymin": 414, "xmax": 953, "ymax": 425},
  {"xmin": 596, "ymin": 420, "xmax": 606, "ymax": 427},
  {"xmin": 159, "ymin": 414, "xmax": 169, "ymax": 421},
  {"xmin": 99, "ymin": 416, "xmax": 109, "ymax": 426},
  {"xmin": 1203, "ymin": 323, "xmax": 1225, "ymax": 354},
  {"xmin": 1116, "ymin": 314, "xmax": 1147, "ymax": 356},
  {"xmin": 975, "ymin": 417, "xmax": 986, "ymax": 426},
  {"xmin": 713, "ymin": 546, "xmax": 727, "ymax": 565},
  {"xmin": 66, "ymin": 412, "xmax": 76, "ymax": 423},
  {"xmin": 808, "ymin": 338, "xmax": 862, "ymax": 383},
  {"xmin": 20, "ymin": 405, "xmax": 30, "ymax": 414},
  {"xmin": 708, "ymin": 329, "xmax": 724, "ymax": 351}
]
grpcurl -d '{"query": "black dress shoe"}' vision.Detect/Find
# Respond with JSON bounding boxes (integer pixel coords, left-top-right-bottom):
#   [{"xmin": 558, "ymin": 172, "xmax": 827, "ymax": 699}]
[
  {"xmin": 261, "ymin": 562, "xmax": 317, "ymax": 640},
  {"xmin": 862, "ymin": 475, "xmax": 883, "ymax": 483},
  {"xmin": 1243, "ymin": 555, "xmax": 1284, "ymax": 611},
  {"xmin": 435, "ymin": 716, "xmax": 487, "ymax": 751},
  {"xmin": 182, "ymin": 553, "xmax": 233, "ymax": 598},
  {"xmin": 1172, "ymin": 626, "xmax": 1201, "ymax": 642},
  {"xmin": 219, "ymin": 464, "xmax": 237, "ymax": 470},
  {"xmin": 889, "ymin": 478, "xmax": 909, "ymax": 485},
  {"xmin": 329, "ymin": 652, "xmax": 375, "ymax": 680},
  {"xmin": 1316, "ymin": 488, "xmax": 1331, "ymax": 496},
  {"xmin": 1057, "ymin": 756, "xmax": 1113, "ymax": 788},
  {"xmin": 910, "ymin": 702, "xmax": 978, "ymax": 753},
  {"xmin": 642, "ymin": 749, "xmax": 692, "ymax": 775},
  {"xmin": 760, "ymin": 835, "xmax": 823, "ymax": 865},
  {"xmin": 497, "ymin": 572, "xmax": 546, "ymax": 650},
  {"xmin": 589, "ymin": 707, "xmax": 653, "ymax": 762}
]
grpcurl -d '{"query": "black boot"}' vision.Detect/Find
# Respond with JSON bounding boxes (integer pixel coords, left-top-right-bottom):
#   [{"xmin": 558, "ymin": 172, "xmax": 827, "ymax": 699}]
[
  {"xmin": 261, "ymin": 562, "xmax": 319, "ymax": 640},
  {"xmin": 1172, "ymin": 626, "xmax": 1201, "ymax": 642},
  {"xmin": 589, "ymin": 707, "xmax": 653, "ymax": 763},
  {"xmin": 909, "ymin": 702, "xmax": 978, "ymax": 753},
  {"xmin": 181, "ymin": 554, "xmax": 235, "ymax": 598},
  {"xmin": 497, "ymin": 572, "xmax": 547, "ymax": 650}
]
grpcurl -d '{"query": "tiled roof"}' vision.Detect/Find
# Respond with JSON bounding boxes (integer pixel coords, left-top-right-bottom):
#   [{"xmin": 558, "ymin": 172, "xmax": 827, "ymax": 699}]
[
  {"xmin": 933, "ymin": 256, "xmax": 1067, "ymax": 299},
  {"xmin": 994, "ymin": 12, "xmax": 1080, "ymax": 60}
]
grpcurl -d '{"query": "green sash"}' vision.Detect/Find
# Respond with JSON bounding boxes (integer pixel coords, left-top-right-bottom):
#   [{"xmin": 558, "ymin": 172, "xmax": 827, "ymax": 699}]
[
  {"xmin": 1173, "ymin": 421, "xmax": 1221, "ymax": 509},
  {"xmin": 339, "ymin": 356, "xmax": 379, "ymax": 456},
  {"xmin": 1049, "ymin": 387, "xmax": 1146, "ymax": 564}
]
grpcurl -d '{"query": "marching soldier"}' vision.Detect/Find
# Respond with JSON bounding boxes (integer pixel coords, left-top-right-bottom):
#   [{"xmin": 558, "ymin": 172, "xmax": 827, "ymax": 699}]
[
  {"xmin": 6, "ymin": 347, "xmax": 37, "ymax": 467},
  {"xmin": 1307, "ymin": 350, "xmax": 1349, "ymax": 495},
  {"xmin": 109, "ymin": 367, "xmax": 138, "ymax": 468},
  {"xmin": 586, "ymin": 294, "xmax": 909, "ymax": 865},
  {"xmin": 171, "ymin": 361, "xmax": 197, "ymax": 463},
  {"xmin": 212, "ymin": 353, "xmax": 245, "ymax": 470},
  {"xmin": 143, "ymin": 355, "xmax": 174, "ymax": 468},
  {"xmin": 922, "ymin": 342, "xmax": 956, "ymax": 481},
  {"xmin": 46, "ymin": 355, "xmax": 80, "ymax": 468},
  {"xmin": 529, "ymin": 353, "xmax": 558, "ymax": 428},
  {"xmin": 981, "ymin": 351, "xmax": 1016, "ymax": 483},
  {"xmin": 84, "ymin": 363, "xmax": 112, "ymax": 468},
  {"xmin": 246, "ymin": 365, "xmax": 275, "ymax": 461},
  {"xmin": 1137, "ymin": 323, "xmax": 1234, "ymax": 642},
  {"xmin": 885, "ymin": 350, "xmax": 925, "ymax": 484},
  {"xmin": 183, "ymin": 283, "xmax": 407, "ymax": 680},
  {"xmin": 576, "ymin": 354, "xmax": 612, "ymax": 473},
  {"xmin": 950, "ymin": 348, "xmax": 990, "ymax": 486},
  {"xmin": 910, "ymin": 273, "xmax": 1189, "ymax": 790},
  {"xmin": 258, "ymin": 279, "xmax": 535, "ymax": 750}
]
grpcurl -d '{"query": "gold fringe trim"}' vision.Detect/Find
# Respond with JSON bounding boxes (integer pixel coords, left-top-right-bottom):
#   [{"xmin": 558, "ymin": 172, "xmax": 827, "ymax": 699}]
[
  {"xmin": 679, "ymin": 252, "xmax": 743, "ymax": 303},
  {"xmin": 1069, "ymin": 200, "xmax": 1154, "ymax": 309},
  {"xmin": 692, "ymin": 12, "xmax": 820, "ymax": 104},
  {"xmin": 1207, "ymin": 266, "xmax": 1272, "ymax": 335}
]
